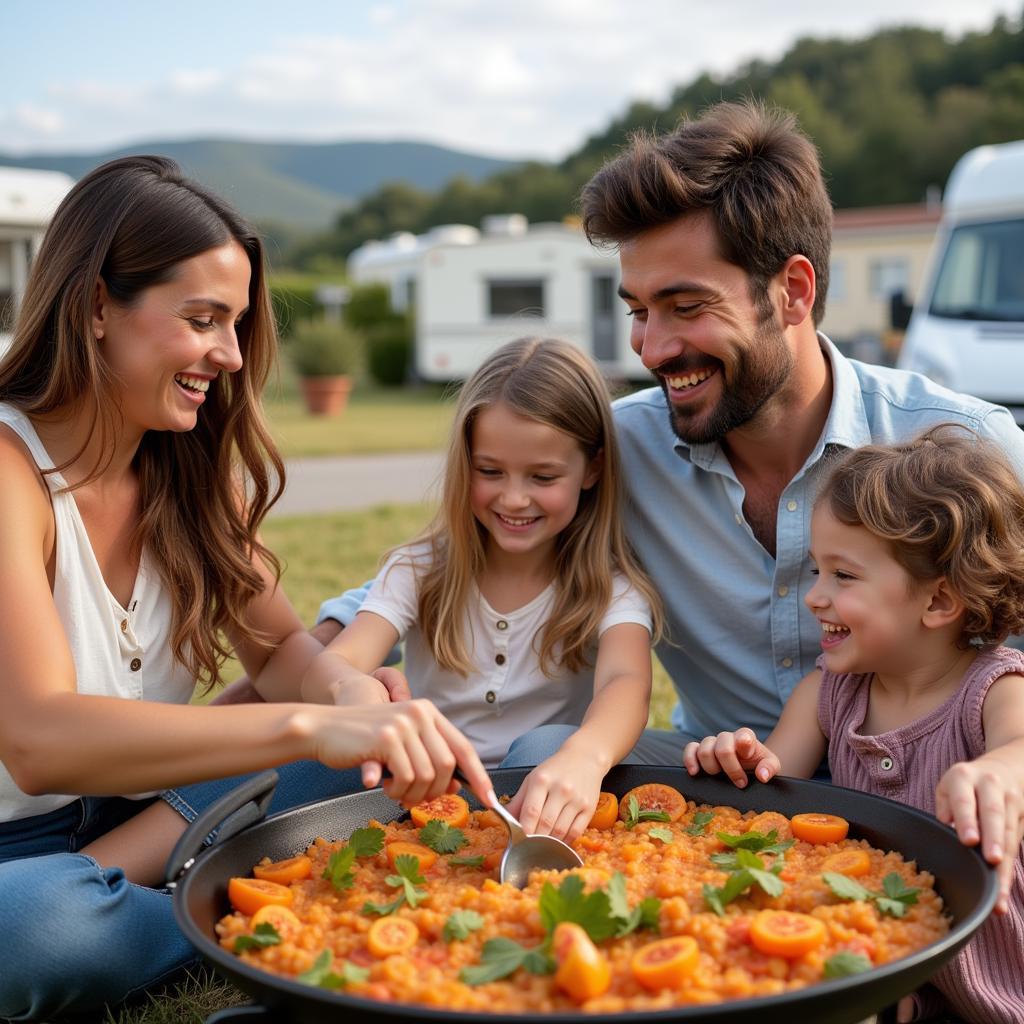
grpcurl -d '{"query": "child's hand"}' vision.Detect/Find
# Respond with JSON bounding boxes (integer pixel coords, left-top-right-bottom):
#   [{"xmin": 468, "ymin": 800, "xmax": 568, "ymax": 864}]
[
  {"xmin": 682, "ymin": 728, "xmax": 782, "ymax": 788},
  {"xmin": 504, "ymin": 748, "xmax": 602, "ymax": 844},
  {"xmin": 332, "ymin": 674, "xmax": 392, "ymax": 706},
  {"xmin": 935, "ymin": 757, "xmax": 1024, "ymax": 914}
]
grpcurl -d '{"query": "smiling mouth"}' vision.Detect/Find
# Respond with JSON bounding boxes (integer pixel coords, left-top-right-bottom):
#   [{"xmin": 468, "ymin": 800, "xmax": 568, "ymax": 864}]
[
  {"xmin": 496, "ymin": 513, "xmax": 539, "ymax": 528},
  {"xmin": 663, "ymin": 367, "xmax": 716, "ymax": 392},
  {"xmin": 820, "ymin": 621, "xmax": 850, "ymax": 647},
  {"xmin": 175, "ymin": 373, "xmax": 210, "ymax": 394}
]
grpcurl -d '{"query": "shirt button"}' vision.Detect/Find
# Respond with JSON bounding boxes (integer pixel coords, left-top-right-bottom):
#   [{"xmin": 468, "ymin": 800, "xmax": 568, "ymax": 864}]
[
  {"xmin": 787, "ymin": 500, "xmax": 798, "ymax": 512},
  {"xmin": 485, "ymin": 690, "xmax": 496, "ymax": 704},
  {"xmin": 120, "ymin": 619, "xmax": 128, "ymax": 633},
  {"xmin": 495, "ymin": 653, "xmax": 506, "ymax": 666},
  {"xmin": 880, "ymin": 756, "xmax": 894, "ymax": 771},
  {"xmin": 496, "ymin": 620, "xmax": 508, "ymax": 631},
  {"xmin": 782, "ymin": 657, "xmax": 793, "ymax": 668},
  {"xmin": 777, "ymin": 585, "xmax": 789, "ymax": 597},
  {"xmin": 129, "ymin": 657, "xmax": 142, "ymax": 672}
]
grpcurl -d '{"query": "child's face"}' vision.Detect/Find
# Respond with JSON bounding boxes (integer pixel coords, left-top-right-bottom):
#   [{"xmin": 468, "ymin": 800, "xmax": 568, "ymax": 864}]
[
  {"xmin": 805, "ymin": 504, "xmax": 935, "ymax": 675},
  {"xmin": 468, "ymin": 401, "xmax": 600, "ymax": 563}
]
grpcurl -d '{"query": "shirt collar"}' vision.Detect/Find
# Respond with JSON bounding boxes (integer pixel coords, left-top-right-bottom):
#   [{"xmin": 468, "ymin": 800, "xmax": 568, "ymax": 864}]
[{"xmin": 672, "ymin": 332, "xmax": 872, "ymax": 473}]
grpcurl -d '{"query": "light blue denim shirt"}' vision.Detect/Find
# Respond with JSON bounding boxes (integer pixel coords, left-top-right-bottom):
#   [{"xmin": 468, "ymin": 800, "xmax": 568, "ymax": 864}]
[
  {"xmin": 614, "ymin": 334, "xmax": 1024, "ymax": 742},
  {"xmin": 321, "ymin": 334, "xmax": 1024, "ymax": 741}
]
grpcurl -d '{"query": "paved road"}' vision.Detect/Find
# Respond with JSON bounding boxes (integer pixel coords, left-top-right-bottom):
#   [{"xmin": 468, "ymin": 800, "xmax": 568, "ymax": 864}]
[{"xmin": 270, "ymin": 451, "xmax": 446, "ymax": 517}]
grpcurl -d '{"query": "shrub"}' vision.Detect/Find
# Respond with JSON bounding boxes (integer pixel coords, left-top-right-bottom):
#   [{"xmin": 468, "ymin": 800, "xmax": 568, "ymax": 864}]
[
  {"xmin": 366, "ymin": 319, "xmax": 413, "ymax": 386},
  {"xmin": 270, "ymin": 280, "xmax": 319, "ymax": 339},
  {"xmin": 344, "ymin": 283, "xmax": 398, "ymax": 331},
  {"xmin": 288, "ymin": 320, "xmax": 365, "ymax": 377}
]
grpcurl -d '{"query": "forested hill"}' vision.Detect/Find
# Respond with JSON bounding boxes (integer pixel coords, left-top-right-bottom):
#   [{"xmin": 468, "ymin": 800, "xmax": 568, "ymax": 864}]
[
  {"xmin": 0, "ymin": 139, "xmax": 520, "ymax": 229},
  {"xmin": 293, "ymin": 11, "xmax": 1024, "ymax": 268}
]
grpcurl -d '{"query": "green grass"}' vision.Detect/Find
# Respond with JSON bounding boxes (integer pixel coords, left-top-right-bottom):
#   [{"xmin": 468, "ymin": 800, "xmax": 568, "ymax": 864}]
[{"xmin": 100, "ymin": 503, "xmax": 677, "ymax": 1024}]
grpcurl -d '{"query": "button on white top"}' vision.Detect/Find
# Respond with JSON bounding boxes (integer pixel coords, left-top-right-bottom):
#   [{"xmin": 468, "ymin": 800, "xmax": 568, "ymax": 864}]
[{"xmin": 496, "ymin": 619, "xmax": 509, "ymax": 630}]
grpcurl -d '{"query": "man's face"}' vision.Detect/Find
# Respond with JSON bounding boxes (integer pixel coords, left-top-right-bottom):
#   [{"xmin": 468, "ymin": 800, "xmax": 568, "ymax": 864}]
[{"xmin": 618, "ymin": 213, "xmax": 793, "ymax": 445}]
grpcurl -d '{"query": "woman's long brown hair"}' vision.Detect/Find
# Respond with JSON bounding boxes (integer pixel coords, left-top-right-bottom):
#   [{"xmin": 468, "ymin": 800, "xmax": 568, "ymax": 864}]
[{"xmin": 0, "ymin": 155, "xmax": 284, "ymax": 689}]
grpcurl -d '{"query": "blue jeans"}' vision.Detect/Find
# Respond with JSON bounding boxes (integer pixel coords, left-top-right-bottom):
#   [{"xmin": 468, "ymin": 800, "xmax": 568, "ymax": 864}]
[{"xmin": 0, "ymin": 761, "xmax": 363, "ymax": 1021}]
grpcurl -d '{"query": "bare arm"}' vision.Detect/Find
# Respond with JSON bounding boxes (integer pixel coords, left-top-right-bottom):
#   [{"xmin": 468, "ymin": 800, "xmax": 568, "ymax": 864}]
[
  {"xmin": 935, "ymin": 671, "xmax": 1024, "ymax": 914},
  {"xmin": 682, "ymin": 669, "xmax": 826, "ymax": 786},
  {"xmin": 508, "ymin": 623, "xmax": 653, "ymax": 842}
]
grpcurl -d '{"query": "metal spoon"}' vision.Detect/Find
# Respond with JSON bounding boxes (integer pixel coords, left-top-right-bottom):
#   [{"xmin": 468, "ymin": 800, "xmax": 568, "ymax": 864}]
[{"xmin": 487, "ymin": 792, "xmax": 583, "ymax": 888}]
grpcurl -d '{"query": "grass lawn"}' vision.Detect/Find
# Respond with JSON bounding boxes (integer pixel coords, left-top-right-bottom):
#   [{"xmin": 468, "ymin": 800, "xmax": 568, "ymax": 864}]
[{"xmin": 91, "ymin": 503, "xmax": 676, "ymax": 1024}]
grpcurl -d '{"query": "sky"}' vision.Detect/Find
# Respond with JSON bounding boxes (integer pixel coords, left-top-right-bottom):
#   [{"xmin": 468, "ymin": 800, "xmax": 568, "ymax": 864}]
[{"xmin": 1, "ymin": 0, "xmax": 1019, "ymax": 161}]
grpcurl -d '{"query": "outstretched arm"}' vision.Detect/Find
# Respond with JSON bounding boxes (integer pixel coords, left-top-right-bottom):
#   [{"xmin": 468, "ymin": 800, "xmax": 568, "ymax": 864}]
[
  {"xmin": 935, "ymin": 671, "xmax": 1024, "ymax": 914},
  {"xmin": 507, "ymin": 622, "xmax": 652, "ymax": 843},
  {"xmin": 683, "ymin": 670, "xmax": 826, "ymax": 786}
]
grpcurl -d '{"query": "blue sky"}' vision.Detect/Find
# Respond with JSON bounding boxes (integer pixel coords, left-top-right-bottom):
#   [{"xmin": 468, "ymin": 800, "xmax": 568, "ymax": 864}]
[{"xmin": 1, "ymin": 0, "xmax": 1019, "ymax": 159}]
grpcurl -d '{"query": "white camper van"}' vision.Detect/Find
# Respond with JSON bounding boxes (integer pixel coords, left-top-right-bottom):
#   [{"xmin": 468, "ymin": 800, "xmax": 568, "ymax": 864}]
[{"xmin": 896, "ymin": 140, "xmax": 1024, "ymax": 425}]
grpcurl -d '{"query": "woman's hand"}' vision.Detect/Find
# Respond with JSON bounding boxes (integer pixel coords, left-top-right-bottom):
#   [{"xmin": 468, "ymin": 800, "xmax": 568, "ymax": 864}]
[
  {"xmin": 505, "ymin": 747, "xmax": 603, "ymax": 844},
  {"xmin": 935, "ymin": 755, "xmax": 1024, "ymax": 914},
  {"xmin": 313, "ymin": 698, "xmax": 492, "ymax": 809},
  {"xmin": 682, "ymin": 728, "xmax": 781, "ymax": 788}
]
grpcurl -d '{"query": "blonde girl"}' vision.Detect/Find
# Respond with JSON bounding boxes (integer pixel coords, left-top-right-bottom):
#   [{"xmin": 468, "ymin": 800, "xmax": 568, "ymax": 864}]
[
  {"xmin": 683, "ymin": 426, "xmax": 1024, "ymax": 1024},
  {"xmin": 0, "ymin": 156, "xmax": 489, "ymax": 1021},
  {"xmin": 303, "ymin": 337, "xmax": 662, "ymax": 842}
]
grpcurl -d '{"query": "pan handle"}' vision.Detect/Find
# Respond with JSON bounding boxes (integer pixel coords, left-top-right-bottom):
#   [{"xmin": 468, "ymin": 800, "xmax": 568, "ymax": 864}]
[
  {"xmin": 164, "ymin": 769, "xmax": 279, "ymax": 887},
  {"xmin": 205, "ymin": 1004, "xmax": 272, "ymax": 1022}
]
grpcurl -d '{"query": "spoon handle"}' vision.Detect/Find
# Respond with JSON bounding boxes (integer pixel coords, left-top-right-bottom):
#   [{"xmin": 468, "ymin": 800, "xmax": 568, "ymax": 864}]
[{"xmin": 487, "ymin": 792, "xmax": 527, "ymax": 845}]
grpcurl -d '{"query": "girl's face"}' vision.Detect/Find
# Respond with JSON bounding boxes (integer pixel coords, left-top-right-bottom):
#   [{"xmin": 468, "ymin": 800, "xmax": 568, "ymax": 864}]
[
  {"xmin": 94, "ymin": 241, "xmax": 249, "ymax": 437},
  {"xmin": 469, "ymin": 401, "xmax": 601, "ymax": 564},
  {"xmin": 805, "ymin": 503, "xmax": 935, "ymax": 676}
]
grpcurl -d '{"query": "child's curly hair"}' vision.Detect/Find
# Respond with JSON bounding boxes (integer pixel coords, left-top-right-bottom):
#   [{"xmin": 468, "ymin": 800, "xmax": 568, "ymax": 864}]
[{"xmin": 818, "ymin": 424, "xmax": 1024, "ymax": 646}]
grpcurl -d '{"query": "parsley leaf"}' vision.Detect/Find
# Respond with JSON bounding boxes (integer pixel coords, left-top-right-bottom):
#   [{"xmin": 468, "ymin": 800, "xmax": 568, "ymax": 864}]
[
  {"xmin": 607, "ymin": 873, "xmax": 661, "ymax": 936},
  {"xmin": 649, "ymin": 826, "xmax": 674, "ymax": 844},
  {"xmin": 449, "ymin": 854, "xmax": 486, "ymax": 867},
  {"xmin": 684, "ymin": 811, "xmax": 715, "ymax": 836},
  {"xmin": 296, "ymin": 950, "xmax": 370, "ymax": 989},
  {"xmin": 321, "ymin": 826, "xmax": 385, "ymax": 891},
  {"xmin": 823, "ymin": 951, "xmax": 872, "ymax": 978},
  {"xmin": 443, "ymin": 909, "xmax": 485, "ymax": 942},
  {"xmin": 460, "ymin": 937, "xmax": 553, "ymax": 986},
  {"xmin": 538, "ymin": 874, "xmax": 617, "ymax": 943},
  {"xmin": 623, "ymin": 794, "xmax": 672, "ymax": 830},
  {"xmin": 823, "ymin": 871, "xmax": 919, "ymax": 919},
  {"xmin": 703, "ymin": 848, "xmax": 787, "ymax": 915},
  {"xmin": 362, "ymin": 854, "xmax": 428, "ymax": 916},
  {"xmin": 233, "ymin": 922, "xmax": 281, "ymax": 952},
  {"xmin": 420, "ymin": 819, "xmax": 468, "ymax": 855}
]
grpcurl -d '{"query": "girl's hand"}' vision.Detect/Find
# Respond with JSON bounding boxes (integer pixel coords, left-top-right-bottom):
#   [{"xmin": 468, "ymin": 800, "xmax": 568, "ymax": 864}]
[
  {"xmin": 505, "ymin": 748, "xmax": 601, "ymax": 844},
  {"xmin": 682, "ymin": 728, "xmax": 782, "ymax": 788},
  {"xmin": 935, "ymin": 757, "xmax": 1024, "ymax": 914},
  {"xmin": 314, "ymin": 699, "xmax": 492, "ymax": 809},
  {"xmin": 333, "ymin": 675, "xmax": 391, "ymax": 706}
]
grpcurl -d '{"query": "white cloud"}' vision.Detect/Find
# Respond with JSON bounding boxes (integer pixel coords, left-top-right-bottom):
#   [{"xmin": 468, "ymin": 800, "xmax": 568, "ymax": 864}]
[{"xmin": 3, "ymin": 1, "xmax": 1018, "ymax": 157}]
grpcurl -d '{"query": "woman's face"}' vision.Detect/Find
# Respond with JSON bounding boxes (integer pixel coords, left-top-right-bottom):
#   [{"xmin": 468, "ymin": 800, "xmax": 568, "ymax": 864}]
[{"xmin": 94, "ymin": 241, "xmax": 250, "ymax": 437}]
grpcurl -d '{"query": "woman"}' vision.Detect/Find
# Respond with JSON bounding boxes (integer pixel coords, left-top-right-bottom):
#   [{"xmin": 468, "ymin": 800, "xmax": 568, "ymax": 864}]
[{"xmin": 0, "ymin": 155, "xmax": 490, "ymax": 1021}]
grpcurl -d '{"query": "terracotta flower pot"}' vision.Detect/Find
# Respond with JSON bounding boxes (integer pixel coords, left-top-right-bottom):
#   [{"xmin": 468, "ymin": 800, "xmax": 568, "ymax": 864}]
[{"xmin": 299, "ymin": 375, "xmax": 353, "ymax": 416}]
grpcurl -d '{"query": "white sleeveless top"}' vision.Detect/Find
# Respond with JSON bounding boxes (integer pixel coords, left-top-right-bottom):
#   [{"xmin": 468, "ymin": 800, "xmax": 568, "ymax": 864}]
[{"xmin": 0, "ymin": 404, "xmax": 195, "ymax": 823}]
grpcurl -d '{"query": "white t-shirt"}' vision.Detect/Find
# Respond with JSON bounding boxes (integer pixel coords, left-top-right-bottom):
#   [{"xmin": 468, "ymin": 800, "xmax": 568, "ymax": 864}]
[{"xmin": 360, "ymin": 544, "xmax": 653, "ymax": 767}]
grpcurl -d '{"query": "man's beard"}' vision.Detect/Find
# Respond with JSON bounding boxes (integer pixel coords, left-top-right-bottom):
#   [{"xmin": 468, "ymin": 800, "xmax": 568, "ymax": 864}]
[{"xmin": 660, "ymin": 318, "xmax": 794, "ymax": 445}]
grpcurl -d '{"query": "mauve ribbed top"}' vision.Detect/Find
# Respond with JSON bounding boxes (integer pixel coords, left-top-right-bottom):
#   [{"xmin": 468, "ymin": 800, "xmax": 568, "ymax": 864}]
[{"xmin": 818, "ymin": 645, "xmax": 1024, "ymax": 1024}]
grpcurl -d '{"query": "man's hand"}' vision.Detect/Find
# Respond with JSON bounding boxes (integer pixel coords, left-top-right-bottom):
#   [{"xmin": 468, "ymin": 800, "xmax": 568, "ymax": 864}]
[{"xmin": 935, "ymin": 754, "xmax": 1024, "ymax": 914}]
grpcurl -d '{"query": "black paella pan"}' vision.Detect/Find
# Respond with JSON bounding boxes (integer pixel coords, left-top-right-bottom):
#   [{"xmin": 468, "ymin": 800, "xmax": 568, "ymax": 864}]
[{"xmin": 166, "ymin": 765, "xmax": 997, "ymax": 1024}]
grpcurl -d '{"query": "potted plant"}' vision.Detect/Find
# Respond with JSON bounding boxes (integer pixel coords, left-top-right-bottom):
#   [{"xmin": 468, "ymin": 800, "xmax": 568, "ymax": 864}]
[{"xmin": 288, "ymin": 319, "xmax": 364, "ymax": 416}]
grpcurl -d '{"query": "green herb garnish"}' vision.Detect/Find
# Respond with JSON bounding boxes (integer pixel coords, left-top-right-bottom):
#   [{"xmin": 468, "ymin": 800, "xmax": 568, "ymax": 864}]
[
  {"xmin": 233, "ymin": 922, "xmax": 281, "ymax": 952},
  {"xmin": 711, "ymin": 829, "xmax": 794, "ymax": 870},
  {"xmin": 623, "ymin": 794, "xmax": 672, "ymax": 830},
  {"xmin": 607, "ymin": 872, "xmax": 661, "ymax": 937},
  {"xmin": 362, "ymin": 854, "xmax": 428, "ymax": 916},
  {"xmin": 823, "ymin": 872, "xmax": 920, "ymax": 918},
  {"xmin": 459, "ymin": 938, "xmax": 553, "ymax": 986},
  {"xmin": 322, "ymin": 826, "xmax": 385, "ymax": 891},
  {"xmin": 703, "ymin": 847, "xmax": 786, "ymax": 916},
  {"xmin": 420, "ymin": 819, "xmax": 468, "ymax": 854},
  {"xmin": 449, "ymin": 854, "xmax": 487, "ymax": 867},
  {"xmin": 649, "ymin": 826, "xmax": 674, "ymax": 844},
  {"xmin": 684, "ymin": 811, "xmax": 715, "ymax": 836},
  {"xmin": 296, "ymin": 949, "xmax": 370, "ymax": 989},
  {"xmin": 443, "ymin": 909, "xmax": 485, "ymax": 942},
  {"xmin": 823, "ymin": 951, "xmax": 872, "ymax": 978},
  {"xmin": 538, "ymin": 874, "xmax": 617, "ymax": 942}
]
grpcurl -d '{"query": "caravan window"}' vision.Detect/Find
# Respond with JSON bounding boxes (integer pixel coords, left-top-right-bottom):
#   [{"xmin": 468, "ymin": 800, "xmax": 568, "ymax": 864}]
[
  {"xmin": 930, "ymin": 219, "xmax": 1024, "ymax": 322},
  {"xmin": 487, "ymin": 279, "xmax": 545, "ymax": 318}
]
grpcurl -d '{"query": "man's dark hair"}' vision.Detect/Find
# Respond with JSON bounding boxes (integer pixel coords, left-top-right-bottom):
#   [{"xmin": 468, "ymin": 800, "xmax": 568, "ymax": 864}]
[{"xmin": 580, "ymin": 100, "xmax": 833, "ymax": 324}]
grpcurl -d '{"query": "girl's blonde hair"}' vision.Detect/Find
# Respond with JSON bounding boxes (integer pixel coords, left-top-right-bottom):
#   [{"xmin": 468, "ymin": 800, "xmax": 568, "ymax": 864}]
[
  {"xmin": 0, "ymin": 155, "xmax": 283, "ymax": 690},
  {"xmin": 818, "ymin": 424, "xmax": 1024, "ymax": 645},
  {"xmin": 407, "ymin": 336, "xmax": 661, "ymax": 676}
]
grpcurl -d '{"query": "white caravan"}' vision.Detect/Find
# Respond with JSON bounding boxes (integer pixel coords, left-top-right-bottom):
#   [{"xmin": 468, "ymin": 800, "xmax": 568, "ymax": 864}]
[
  {"xmin": 896, "ymin": 140, "xmax": 1024, "ymax": 425},
  {"xmin": 0, "ymin": 166, "xmax": 74, "ymax": 353}
]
